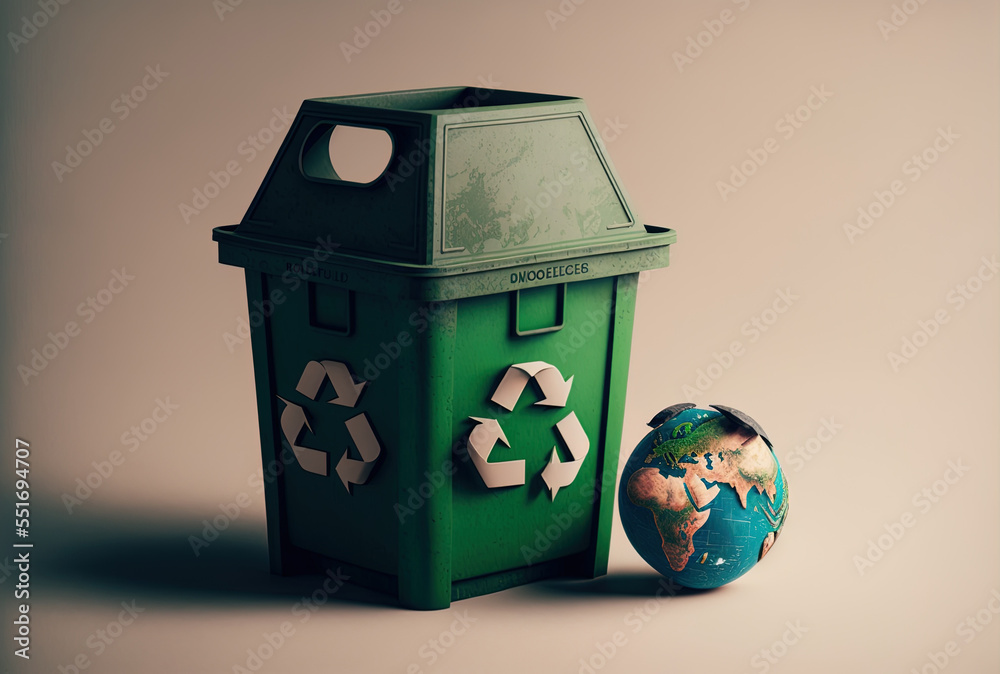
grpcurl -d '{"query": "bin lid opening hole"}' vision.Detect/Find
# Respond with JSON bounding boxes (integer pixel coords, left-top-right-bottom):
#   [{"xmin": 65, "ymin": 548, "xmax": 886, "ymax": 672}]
[{"xmin": 302, "ymin": 124, "xmax": 393, "ymax": 185}]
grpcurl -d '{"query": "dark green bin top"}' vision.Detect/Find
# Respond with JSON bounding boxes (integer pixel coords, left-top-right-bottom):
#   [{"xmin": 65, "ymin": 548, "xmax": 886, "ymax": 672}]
[{"xmin": 213, "ymin": 86, "xmax": 675, "ymax": 300}]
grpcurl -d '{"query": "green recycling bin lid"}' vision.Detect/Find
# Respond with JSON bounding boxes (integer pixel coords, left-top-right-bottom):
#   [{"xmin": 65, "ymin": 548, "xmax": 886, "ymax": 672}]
[{"xmin": 213, "ymin": 86, "xmax": 675, "ymax": 299}]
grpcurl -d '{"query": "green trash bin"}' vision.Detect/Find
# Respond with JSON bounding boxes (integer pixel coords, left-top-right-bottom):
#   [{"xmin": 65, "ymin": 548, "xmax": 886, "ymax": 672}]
[{"xmin": 212, "ymin": 86, "xmax": 676, "ymax": 610}]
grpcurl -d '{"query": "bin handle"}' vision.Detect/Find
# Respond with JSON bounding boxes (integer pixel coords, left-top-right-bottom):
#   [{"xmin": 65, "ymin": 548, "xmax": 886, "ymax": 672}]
[
  {"xmin": 298, "ymin": 121, "xmax": 395, "ymax": 187},
  {"xmin": 308, "ymin": 284, "xmax": 354, "ymax": 336},
  {"xmin": 512, "ymin": 284, "xmax": 566, "ymax": 336}
]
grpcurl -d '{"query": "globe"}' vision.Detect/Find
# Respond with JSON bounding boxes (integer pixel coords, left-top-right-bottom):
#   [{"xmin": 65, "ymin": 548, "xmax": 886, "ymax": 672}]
[{"xmin": 618, "ymin": 405, "xmax": 788, "ymax": 589}]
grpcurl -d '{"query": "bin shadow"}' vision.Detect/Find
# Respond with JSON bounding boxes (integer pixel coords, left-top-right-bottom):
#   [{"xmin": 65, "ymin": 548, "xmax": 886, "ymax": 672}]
[
  {"xmin": 524, "ymin": 572, "xmax": 720, "ymax": 601},
  {"xmin": 37, "ymin": 508, "xmax": 398, "ymax": 609},
  {"xmin": 37, "ymin": 506, "xmax": 718, "ymax": 609}
]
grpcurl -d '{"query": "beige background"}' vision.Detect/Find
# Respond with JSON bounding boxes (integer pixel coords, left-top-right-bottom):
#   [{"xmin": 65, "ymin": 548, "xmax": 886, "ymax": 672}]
[{"xmin": 2, "ymin": 0, "xmax": 998, "ymax": 672}]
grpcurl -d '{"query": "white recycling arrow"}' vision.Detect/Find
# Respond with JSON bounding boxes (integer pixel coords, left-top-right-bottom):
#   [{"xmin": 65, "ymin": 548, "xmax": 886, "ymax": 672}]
[
  {"xmin": 276, "ymin": 359, "xmax": 381, "ymax": 492},
  {"xmin": 335, "ymin": 413, "xmax": 382, "ymax": 494},
  {"xmin": 490, "ymin": 361, "xmax": 574, "ymax": 411},
  {"xmin": 295, "ymin": 359, "xmax": 367, "ymax": 408},
  {"xmin": 276, "ymin": 396, "xmax": 328, "ymax": 476},
  {"xmin": 471, "ymin": 361, "xmax": 587, "ymax": 497},
  {"xmin": 466, "ymin": 417, "xmax": 525, "ymax": 488},
  {"xmin": 540, "ymin": 411, "xmax": 590, "ymax": 500}
]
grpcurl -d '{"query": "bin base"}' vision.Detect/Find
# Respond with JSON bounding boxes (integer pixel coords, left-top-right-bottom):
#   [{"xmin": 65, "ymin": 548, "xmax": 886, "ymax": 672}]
[
  {"xmin": 271, "ymin": 544, "xmax": 603, "ymax": 610},
  {"xmin": 451, "ymin": 553, "xmax": 598, "ymax": 603}
]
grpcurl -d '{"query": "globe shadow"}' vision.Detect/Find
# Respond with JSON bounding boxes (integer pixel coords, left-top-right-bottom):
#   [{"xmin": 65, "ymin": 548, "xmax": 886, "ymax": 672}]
[{"xmin": 525, "ymin": 572, "xmax": 723, "ymax": 601}]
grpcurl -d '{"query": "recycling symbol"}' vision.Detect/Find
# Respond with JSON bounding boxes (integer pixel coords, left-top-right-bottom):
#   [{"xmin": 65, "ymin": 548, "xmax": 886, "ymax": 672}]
[
  {"xmin": 467, "ymin": 361, "xmax": 589, "ymax": 500},
  {"xmin": 276, "ymin": 359, "xmax": 383, "ymax": 494}
]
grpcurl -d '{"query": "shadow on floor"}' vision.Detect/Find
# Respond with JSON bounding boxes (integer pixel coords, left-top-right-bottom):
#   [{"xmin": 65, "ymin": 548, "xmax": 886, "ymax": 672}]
[
  {"xmin": 32, "ymin": 504, "xmax": 722, "ymax": 610},
  {"xmin": 34, "ymin": 507, "xmax": 396, "ymax": 609},
  {"xmin": 525, "ymin": 572, "xmax": 722, "ymax": 600}
]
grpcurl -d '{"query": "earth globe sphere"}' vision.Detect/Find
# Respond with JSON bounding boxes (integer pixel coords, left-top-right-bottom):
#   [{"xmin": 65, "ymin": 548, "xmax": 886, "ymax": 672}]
[{"xmin": 618, "ymin": 404, "xmax": 788, "ymax": 589}]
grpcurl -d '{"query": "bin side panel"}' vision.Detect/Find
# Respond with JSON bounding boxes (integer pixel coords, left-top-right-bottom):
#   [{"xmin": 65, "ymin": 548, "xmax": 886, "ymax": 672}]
[
  {"xmin": 588, "ymin": 272, "xmax": 638, "ymax": 577},
  {"xmin": 244, "ymin": 271, "xmax": 309, "ymax": 575},
  {"xmin": 265, "ymin": 276, "xmax": 402, "ymax": 576},
  {"xmin": 449, "ymin": 277, "xmax": 616, "ymax": 581},
  {"xmin": 398, "ymin": 301, "xmax": 457, "ymax": 610}
]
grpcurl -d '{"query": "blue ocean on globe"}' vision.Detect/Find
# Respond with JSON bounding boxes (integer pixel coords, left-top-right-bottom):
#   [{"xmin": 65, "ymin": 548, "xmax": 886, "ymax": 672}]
[{"xmin": 618, "ymin": 408, "xmax": 788, "ymax": 589}]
